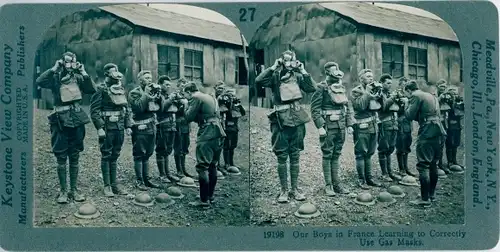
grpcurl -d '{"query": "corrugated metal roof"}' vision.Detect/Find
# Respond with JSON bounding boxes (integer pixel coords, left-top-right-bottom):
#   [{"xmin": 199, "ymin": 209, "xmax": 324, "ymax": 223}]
[
  {"xmin": 320, "ymin": 2, "xmax": 458, "ymax": 42},
  {"xmin": 99, "ymin": 4, "xmax": 243, "ymax": 46}
]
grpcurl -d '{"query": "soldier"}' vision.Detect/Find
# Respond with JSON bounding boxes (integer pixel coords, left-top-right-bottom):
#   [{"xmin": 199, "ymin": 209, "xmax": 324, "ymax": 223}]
[
  {"xmin": 395, "ymin": 77, "xmax": 417, "ymax": 177},
  {"xmin": 377, "ymin": 74, "xmax": 403, "ymax": 182},
  {"xmin": 128, "ymin": 70, "xmax": 161, "ymax": 190},
  {"xmin": 218, "ymin": 85, "xmax": 246, "ymax": 173},
  {"xmin": 174, "ymin": 78, "xmax": 195, "ymax": 178},
  {"xmin": 36, "ymin": 51, "xmax": 96, "ymax": 203},
  {"xmin": 443, "ymin": 85, "xmax": 465, "ymax": 170},
  {"xmin": 404, "ymin": 80, "xmax": 447, "ymax": 207},
  {"xmin": 435, "ymin": 79, "xmax": 451, "ymax": 174},
  {"xmin": 155, "ymin": 75, "xmax": 181, "ymax": 183},
  {"xmin": 182, "ymin": 82, "xmax": 226, "ymax": 208},
  {"xmin": 255, "ymin": 50, "xmax": 316, "ymax": 203},
  {"xmin": 310, "ymin": 62, "xmax": 352, "ymax": 197},
  {"xmin": 214, "ymin": 81, "xmax": 227, "ymax": 174},
  {"xmin": 350, "ymin": 69, "xmax": 382, "ymax": 189},
  {"xmin": 90, "ymin": 63, "xmax": 131, "ymax": 197}
]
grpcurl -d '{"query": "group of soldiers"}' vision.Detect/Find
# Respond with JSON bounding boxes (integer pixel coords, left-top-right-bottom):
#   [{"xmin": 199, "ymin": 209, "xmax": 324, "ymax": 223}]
[
  {"xmin": 255, "ymin": 50, "xmax": 464, "ymax": 207},
  {"xmin": 36, "ymin": 51, "xmax": 245, "ymax": 208}
]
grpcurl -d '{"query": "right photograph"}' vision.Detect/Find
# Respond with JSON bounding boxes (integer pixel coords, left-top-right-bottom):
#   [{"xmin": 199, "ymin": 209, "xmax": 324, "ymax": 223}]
[{"xmin": 249, "ymin": 2, "xmax": 465, "ymax": 226}]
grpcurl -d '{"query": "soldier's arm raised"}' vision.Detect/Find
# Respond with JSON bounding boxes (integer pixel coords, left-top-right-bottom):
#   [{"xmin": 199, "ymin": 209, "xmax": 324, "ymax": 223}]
[
  {"xmin": 35, "ymin": 69, "xmax": 56, "ymax": 89},
  {"xmin": 238, "ymin": 104, "xmax": 246, "ymax": 116},
  {"xmin": 128, "ymin": 88, "xmax": 151, "ymax": 114},
  {"xmin": 184, "ymin": 97, "xmax": 201, "ymax": 123},
  {"xmin": 405, "ymin": 95, "xmax": 420, "ymax": 122},
  {"xmin": 298, "ymin": 72, "xmax": 317, "ymax": 93},
  {"xmin": 382, "ymin": 94, "xmax": 395, "ymax": 111},
  {"xmin": 160, "ymin": 95, "xmax": 174, "ymax": 112},
  {"xmin": 89, "ymin": 86, "xmax": 105, "ymax": 130},
  {"xmin": 350, "ymin": 87, "xmax": 371, "ymax": 111},
  {"xmin": 255, "ymin": 68, "xmax": 275, "ymax": 88},
  {"xmin": 78, "ymin": 74, "xmax": 96, "ymax": 94},
  {"xmin": 310, "ymin": 85, "xmax": 325, "ymax": 129}
]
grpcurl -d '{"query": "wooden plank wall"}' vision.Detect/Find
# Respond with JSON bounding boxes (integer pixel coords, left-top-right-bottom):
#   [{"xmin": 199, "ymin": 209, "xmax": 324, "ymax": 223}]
[{"xmin": 140, "ymin": 33, "xmax": 245, "ymax": 87}]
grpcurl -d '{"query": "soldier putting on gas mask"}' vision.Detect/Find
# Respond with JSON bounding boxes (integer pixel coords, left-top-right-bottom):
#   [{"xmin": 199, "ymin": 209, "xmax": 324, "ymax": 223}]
[
  {"xmin": 311, "ymin": 62, "xmax": 353, "ymax": 197},
  {"xmin": 154, "ymin": 75, "xmax": 183, "ymax": 183},
  {"xmin": 395, "ymin": 77, "xmax": 417, "ymax": 177},
  {"xmin": 350, "ymin": 69, "xmax": 383, "ymax": 189},
  {"xmin": 182, "ymin": 82, "xmax": 226, "ymax": 208},
  {"xmin": 90, "ymin": 63, "xmax": 131, "ymax": 197},
  {"xmin": 442, "ymin": 85, "xmax": 465, "ymax": 172},
  {"xmin": 128, "ymin": 70, "xmax": 161, "ymax": 190},
  {"xmin": 217, "ymin": 83, "xmax": 246, "ymax": 174},
  {"xmin": 403, "ymin": 80, "xmax": 447, "ymax": 207},
  {"xmin": 173, "ymin": 78, "xmax": 196, "ymax": 179},
  {"xmin": 36, "ymin": 51, "xmax": 96, "ymax": 203},
  {"xmin": 377, "ymin": 74, "xmax": 403, "ymax": 182},
  {"xmin": 255, "ymin": 50, "xmax": 316, "ymax": 203},
  {"xmin": 435, "ymin": 79, "xmax": 451, "ymax": 174}
]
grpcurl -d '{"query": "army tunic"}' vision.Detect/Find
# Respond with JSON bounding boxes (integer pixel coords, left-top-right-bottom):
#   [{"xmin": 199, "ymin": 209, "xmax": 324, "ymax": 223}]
[
  {"xmin": 222, "ymin": 104, "xmax": 246, "ymax": 150},
  {"xmin": 184, "ymin": 91, "xmax": 226, "ymax": 203},
  {"xmin": 36, "ymin": 69, "xmax": 96, "ymax": 162},
  {"xmin": 396, "ymin": 104, "xmax": 412, "ymax": 154},
  {"xmin": 377, "ymin": 91, "xmax": 398, "ymax": 155},
  {"xmin": 174, "ymin": 102, "xmax": 191, "ymax": 156},
  {"xmin": 90, "ymin": 82, "xmax": 132, "ymax": 161},
  {"xmin": 446, "ymin": 101, "xmax": 463, "ymax": 148},
  {"xmin": 155, "ymin": 95, "xmax": 177, "ymax": 157},
  {"xmin": 311, "ymin": 81, "xmax": 354, "ymax": 159},
  {"xmin": 350, "ymin": 83, "xmax": 379, "ymax": 158},
  {"xmin": 128, "ymin": 85, "xmax": 159, "ymax": 161},
  {"xmin": 254, "ymin": 67, "xmax": 316, "ymax": 162}
]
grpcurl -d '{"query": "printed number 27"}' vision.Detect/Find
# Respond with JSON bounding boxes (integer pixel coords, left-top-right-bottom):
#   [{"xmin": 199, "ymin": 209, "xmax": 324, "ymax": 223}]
[{"xmin": 240, "ymin": 8, "xmax": 256, "ymax": 22}]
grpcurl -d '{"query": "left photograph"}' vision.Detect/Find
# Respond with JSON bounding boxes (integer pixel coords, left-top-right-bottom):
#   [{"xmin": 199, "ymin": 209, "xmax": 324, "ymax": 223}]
[{"xmin": 33, "ymin": 3, "xmax": 250, "ymax": 227}]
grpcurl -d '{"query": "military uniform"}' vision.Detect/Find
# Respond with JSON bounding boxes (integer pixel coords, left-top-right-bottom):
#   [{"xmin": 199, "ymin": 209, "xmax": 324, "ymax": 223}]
[
  {"xmin": 436, "ymin": 85, "xmax": 450, "ymax": 173},
  {"xmin": 174, "ymin": 99, "xmax": 193, "ymax": 178},
  {"xmin": 128, "ymin": 85, "xmax": 161, "ymax": 190},
  {"xmin": 184, "ymin": 91, "xmax": 226, "ymax": 205},
  {"xmin": 395, "ymin": 98, "xmax": 415, "ymax": 177},
  {"xmin": 445, "ymin": 94, "xmax": 464, "ymax": 168},
  {"xmin": 311, "ymin": 80, "xmax": 353, "ymax": 196},
  {"xmin": 155, "ymin": 86, "xmax": 182, "ymax": 183},
  {"xmin": 90, "ymin": 81, "xmax": 131, "ymax": 196},
  {"xmin": 36, "ymin": 68, "xmax": 95, "ymax": 203},
  {"xmin": 377, "ymin": 89, "xmax": 403, "ymax": 181},
  {"xmin": 255, "ymin": 66, "xmax": 316, "ymax": 202},
  {"xmin": 405, "ymin": 89, "xmax": 447, "ymax": 206},
  {"xmin": 350, "ymin": 83, "xmax": 382, "ymax": 189}
]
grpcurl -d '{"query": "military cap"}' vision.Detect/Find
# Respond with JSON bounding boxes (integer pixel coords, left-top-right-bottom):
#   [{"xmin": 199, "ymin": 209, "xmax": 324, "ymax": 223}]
[
  {"xmin": 324, "ymin": 62, "xmax": 344, "ymax": 78},
  {"xmin": 103, "ymin": 63, "xmax": 118, "ymax": 72},
  {"xmin": 358, "ymin": 69, "xmax": 373, "ymax": 79},
  {"xmin": 137, "ymin": 70, "xmax": 152, "ymax": 80},
  {"xmin": 324, "ymin": 61, "xmax": 339, "ymax": 71}
]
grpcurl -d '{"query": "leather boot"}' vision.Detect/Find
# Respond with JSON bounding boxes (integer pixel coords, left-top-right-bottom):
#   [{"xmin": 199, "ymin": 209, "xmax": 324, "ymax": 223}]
[
  {"xmin": 218, "ymin": 154, "xmax": 228, "ymax": 176},
  {"xmin": 277, "ymin": 162, "xmax": 289, "ymax": 203},
  {"xmin": 331, "ymin": 158, "xmax": 349, "ymax": 194},
  {"xmin": 378, "ymin": 153, "xmax": 392, "ymax": 182},
  {"xmin": 110, "ymin": 161, "xmax": 127, "ymax": 195},
  {"xmin": 101, "ymin": 160, "xmax": 114, "ymax": 197},
  {"xmin": 143, "ymin": 160, "xmax": 160, "ymax": 188},
  {"xmin": 404, "ymin": 154, "xmax": 417, "ymax": 177},
  {"xmin": 229, "ymin": 149, "xmax": 235, "ymax": 167},
  {"xmin": 396, "ymin": 153, "xmax": 405, "ymax": 177},
  {"xmin": 355, "ymin": 157, "xmax": 369, "ymax": 190},
  {"xmin": 386, "ymin": 154, "xmax": 402, "ymax": 181},
  {"xmin": 134, "ymin": 160, "xmax": 148, "ymax": 191},
  {"xmin": 452, "ymin": 148, "xmax": 460, "ymax": 166},
  {"xmin": 410, "ymin": 170, "xmax": 431, "ymax": 207},
  {"xmin": 69, "ymin": 158, "xmax": 85, "ymax": 202},
  {"xmin": 193, "ymin": 170, "xmax": 210, "ymax": 208},
  {"xmin": 56, "ymin": 162, "xmax": 68, "ymax": 204},
  {"xmin": 290, "ymin": 162, "xmax": 306, "ymax": 201},
  {"xmin": 322, "ymin": 158, "xmax": 335, "ymax": 197},
  {"xmin": 442, "ymin": 148, "xmax": 452, "ymax": 174},
  {"xmin": 223, "ymin": 149, "xmax": 230, "ymax": 167},
  {"xmin": 165, "ymin": 155, "xmax": 180, "ymax": 182},
  {"xmin": 208, "ymin": 163, "xmax": 218, "ymax": 203},
  {"xmin": 181, "ymin": 155, "xmax": 196, "ymax": 178},
  {"xmin": 429, "ymin": 164, "xmax": 439, "ymax": 202},
  {"xmin": 156, "ymin": 156, "xmax": 170, "ymax": 183},
  {"xmin": 174, "ymin": 155, "xmax": 184, "ymax": 178},
  {"xmin": 365, "ymin": 157, "xmax": 381, "ymax": 187}
]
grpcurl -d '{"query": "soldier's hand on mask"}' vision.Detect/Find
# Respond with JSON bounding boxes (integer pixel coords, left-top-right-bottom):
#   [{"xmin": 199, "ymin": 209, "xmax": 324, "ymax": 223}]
[
  {"xmin": 52, "ymin": 60, "xmax": 63, "ymax": 72},
  {"xmin": 271, "ymin": 58, "xmax": 282, "ymax": 71},
  {"xmin": 181, "ymin": 98, "xmax": 188, "ymax": 105},
  {"xmin": 125, "ymin": 128, "xmax": 132, "ymax": 136},
  {"xmin": 347, "ymin": 126, "xmax": 353, "ymax": 134},
  {"xmin": 78, "ymin": 63, "xmax": 88, "ymax": 76},
  {"xmin": 318, "ymin": 127, "xmax": 327, "ymax": 136},
  {"xmin": 298, "ymin": 61, "xmax": 307, "ymax": 74},
  {"xmin": 97, "ymin": 128, "xmax": 106, "ymax": 138},
  {"xmin": 401, "ymin": 97, "xmax": 409, "ymax": 104}
]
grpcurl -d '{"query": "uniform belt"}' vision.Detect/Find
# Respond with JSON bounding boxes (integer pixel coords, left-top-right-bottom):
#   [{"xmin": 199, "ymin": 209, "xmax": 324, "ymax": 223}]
[
  {"xmin": 423, "ymin": 115, "xmax": 441, "ymax": 122},
  {"xmin": 203, "ymin": 117, "xmax": 219, "ymax": 124},
  {"xmin": 54, "ymin": 104, "xmax": 81, "ymax": 112},
  {"xmin": 355, "ymin": 116, "xmax": 376, "ymax": 124},
  {"xmin": 274, "ymin": 101, "xmax": 301, "ymax": 111},
  {"xmin": 379, "ymin": 113, "xmax": 397, "ymax": 123},
  {"xmin": 102, "ymin": 111, "xmax": 122, "ymax": 116},
  {"xmin": 322, "ymin": 109, "xmax": 343, "ymax": 115},
  {"xmin": 158, "ymin": 114, "xmax": 176, "ymax": 124},
  {"xmin": 134, "ymin": 117, "xmax": 155, "ymax": 125}
]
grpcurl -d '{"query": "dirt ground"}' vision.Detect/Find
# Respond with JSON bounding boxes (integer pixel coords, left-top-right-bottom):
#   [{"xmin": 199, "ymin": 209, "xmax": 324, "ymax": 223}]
[
  {"xmin": 249, "ymin": 105, "xmax": 465, "ymax": 227},
  {"xmin": 33, "ymin": 106, "xmax": 250, "ymax": 227}
]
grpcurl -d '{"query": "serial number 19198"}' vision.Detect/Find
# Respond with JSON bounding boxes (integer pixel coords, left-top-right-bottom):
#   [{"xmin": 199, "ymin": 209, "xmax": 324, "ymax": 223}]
[{"xmin": 264, "ymin": 231, "xmax": 285, "ymax": 239}]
